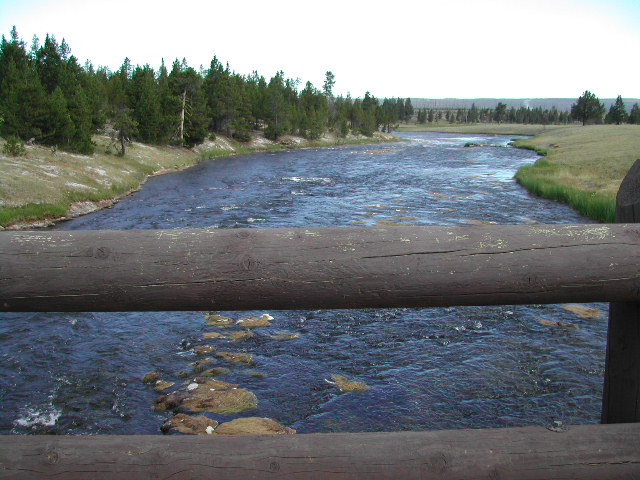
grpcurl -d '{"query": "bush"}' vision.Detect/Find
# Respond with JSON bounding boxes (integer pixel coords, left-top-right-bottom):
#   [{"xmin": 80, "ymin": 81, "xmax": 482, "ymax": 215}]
[{"xmin": 2, "ymin": 135, "xmax": 26, "ymax": 156}]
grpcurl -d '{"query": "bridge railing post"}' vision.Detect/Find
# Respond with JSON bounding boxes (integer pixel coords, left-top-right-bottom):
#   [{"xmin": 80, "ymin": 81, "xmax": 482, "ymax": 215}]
[{"xmin": 602, "ymin": 159, "xmax": 640, "ymax": 423}]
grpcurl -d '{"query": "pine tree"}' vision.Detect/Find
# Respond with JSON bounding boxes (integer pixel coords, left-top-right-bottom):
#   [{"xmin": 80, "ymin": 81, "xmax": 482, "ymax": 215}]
[
  {"xmin": 605, "ymin": 95, "xmax": 627, "ymax": 125},
  {"xmin": 47, "ymin": 86, "xmax": 74, "ymax": 147},
  {"xmin": 628, "ymin": 103, "xmax": 640, "ymax": 124},
  {"xmin": 571, "ymin": 90, "xmax": 605, "ymax": 125}
]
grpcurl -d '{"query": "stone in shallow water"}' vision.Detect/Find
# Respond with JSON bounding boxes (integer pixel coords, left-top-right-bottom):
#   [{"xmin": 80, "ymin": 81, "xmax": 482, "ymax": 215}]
[
  {"xmin": 229, "ymin": 330, "xmax": 255, "ymax": 342},
  {"xmin": 200, "ymin": 367, "xmax": 231, "ymax": 377},
  {"xmin": 194, "ymin": 345, "xmax": 215, "ymax": 355},
  {"xmin": 539, "ymin": 317, "xmax": 580, "ymax": 330},
  {"xmin": 236, "ymin": 314, "xmax": 273, "ymax": 328},
  {"xmin": 155, "ymin": 378, "xmax": 258, "ymax": 415},
  {"xmin": 328, "ymin": 374, "xmax": 370, "ymax": 393},
  {"xmin": 161, "ymin": 413, "xmax": 219, "ymax": 435},
  {"xmin": 142, "ymin": 372, "xmax": 160, "ymax": 384},
  {"xmin": 216, "ymin": 351, "xmax": 255, "ymax": 366},
  {"xmin": 205, "ymin": 314, "xmax": 234, "ymax": 326},
  {"xmin": 153, "ymin": 380, "xmax": 175, "ymax": 391},
  {"xmin": 562, "ymin": 304, "xmax": 602, "ymax": 319},
  {"xmin": 214, "ymin": 417, "xmax": 296, "ymax": 435},
  {"xmin": 268, "ymin": 332, "xmax": 300, "ymax": 341},
  {"xmin": 203, "ymin": 331, "xmax": 226, "ymax": 340}
]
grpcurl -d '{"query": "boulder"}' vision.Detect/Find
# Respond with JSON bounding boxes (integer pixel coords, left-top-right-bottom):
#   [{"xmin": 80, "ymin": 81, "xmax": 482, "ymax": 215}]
[
  {"xmin": 268, "ymin": 332, "xmax": 300, "ymax": 341},
  {"xmin": 153, "ymin": 380, "xmax": 175, "ymax": 391},
  {"xmin": 142, "ymin": 372, "xmax": 160, "ymax": 384},
  {"xmin": 192, "ymin": 357, "xmax": 216, "ymax": 373},
  {"xmin": 194, "ymin": 345, "xmax": 215, "ymax": 355},
  {"xmin": 539, "ymin": 318, "xmax": 580, "ymax": 330},
  {"xmin": 203, "ymin": 331, "xmax": 226, "ymax": 340},
  {"xmin": 229, "ymin": 330, "xmax": 255, "ymax": 342},
  {"xmin": 161, "ymin": 413, "xmax": 218, "ymax": 435},
  {"xmin": 562, "ymin": 304, "xmax": 602, "ymax": 319},
  {"xmin": 179, "ymin": 379, "xmax": 258, "ymax": 414},
  {"xmin": 236, "ymin": 314, "xmax": 273, "ymax": 328},
  {"xmin": 205, "ymin": 314, "xmax": 234, "ymax": 326},
  {"xmin": 200, "ymin": 367, "xmax": 231, "ymax": 377},
  {"xmin": 328, "ymin": 374, "xmax": 370, "ymax": 393},
  {"xmin": 216, "ymin": 351, "xmax": 255, "ymax": 366},
  {"xmin": 214, "ymin": 417, "xmax": 296, "ymax": 435}
]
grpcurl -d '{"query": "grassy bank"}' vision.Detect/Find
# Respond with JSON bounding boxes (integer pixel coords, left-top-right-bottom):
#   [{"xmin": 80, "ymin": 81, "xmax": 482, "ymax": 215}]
[
  {"xmin": 512, "ymin": 125, "xmax": 640, "ymax": 222},
  {"xmin": 0, "ymin": 131, "xmax": 396, "ymax": 229}
]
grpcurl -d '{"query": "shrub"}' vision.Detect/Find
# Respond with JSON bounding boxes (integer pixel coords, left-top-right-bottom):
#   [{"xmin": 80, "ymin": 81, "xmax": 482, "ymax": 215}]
[{"xmin": 2, "ymin": 135, "xmax": 26, "ymax": 156}]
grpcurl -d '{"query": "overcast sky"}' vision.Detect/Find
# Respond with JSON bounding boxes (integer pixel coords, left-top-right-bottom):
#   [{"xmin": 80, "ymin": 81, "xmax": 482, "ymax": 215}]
[{"xmin": 1, "ymin": 0, "xmax": 639, "ymax": 99}]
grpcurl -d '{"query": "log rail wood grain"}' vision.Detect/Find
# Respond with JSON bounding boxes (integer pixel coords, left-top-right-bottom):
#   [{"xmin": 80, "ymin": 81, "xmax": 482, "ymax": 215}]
[
  {"xmin": 0, "ymin": 423, "xmax": 639, "ymax": 480},
  {"xmin": 1, "ymin": 223, "xmax": 640, "ymax": 312}
]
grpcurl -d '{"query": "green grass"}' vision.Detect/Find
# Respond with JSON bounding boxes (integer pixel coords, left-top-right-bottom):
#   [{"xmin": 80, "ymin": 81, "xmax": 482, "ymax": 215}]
[
  {"xmin": 0, "ymin": 203, "xmax": 67, "ymax": 226},
  {"xmin": 515, "ymin": 158, "xmax": 616, "ymax": 222},
  {"xmin": 511, "ymin": 125, "xmax": 640, "ymax": 222}
]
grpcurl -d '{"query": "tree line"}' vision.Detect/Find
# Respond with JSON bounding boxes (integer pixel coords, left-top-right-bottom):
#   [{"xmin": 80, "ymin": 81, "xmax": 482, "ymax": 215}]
[
  {"xmin": 414, "ymin": 103, "xmax": 574, "ymax": 125},
  {"xmin": 0, "ymin": 27, "xmax": 413, "ymax": 155},
  {"xmin": 413, "ymin": 92, "xmax": 640, "ymax": 127}
]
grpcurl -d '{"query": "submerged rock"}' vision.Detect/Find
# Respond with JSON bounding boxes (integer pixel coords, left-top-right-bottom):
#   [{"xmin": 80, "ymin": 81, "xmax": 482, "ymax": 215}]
[
  {"xmin": 142, "ymin": 372, "xmax": 160, "ymax": 384},
  {"xmin": 153, "ymin": 380, "xmax": 176, "ymax": 391},
  {"xmin": 205, "ymin": 314, "xmax": 234, "ymax": 326},
  {"xmin": 194, "ymin": 345, "xmax": 215, "ymax": 355},
  {"xmin": 161, "ymin": 413, "xmax": 219, "ymax": 435},
  {"xmin": 155, "ymin": 378, "xmax": 258, "ymax": 414},
  {"xmin": 203, "ymin": 331, "xmax": 226, "ymax": 340},
  {"xmin": 236, "ymin": 314, "xmax": 273, "ymax": 328},
  {"xmin": 214, "ymin": 417, "xmax": 296, "ymax": 435},
  {"xmin": 268, "ymin": 332, "xmax": 300, "ymax": 341},
  {"xmin": 539, "ymin": 318, "xmax": 580, "ymax": 330},
  {"xmin": 216, "ymin": 351, "xmax": 255, "ymax": 366},
  {"xmin": 229, "ymin": 330, "xmax": 255, "ymax": 342},
  {"xmin": 562, "ymin": 304, "xmax": 602, "ymax": 319},
  {"xmin": 327, "ymin": 374, "xmax": 370, "ymax": 393},
  {"xmin": 200, "ymin": 367, "xmax": 231, "ymax": 377},
  {"xmin": 192, "ymin": 357, "xmax": 216, "ymax": 373}
]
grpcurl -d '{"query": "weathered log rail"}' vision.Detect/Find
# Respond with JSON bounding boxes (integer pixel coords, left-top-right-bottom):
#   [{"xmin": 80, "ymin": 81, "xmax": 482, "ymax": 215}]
[
  {"xmin": 0, "ymin": 160, "xmax": 639, "ymax": 479},
  {"xmin": 1, "ymin": 223, "xmax": 639, "ymax": 312}
]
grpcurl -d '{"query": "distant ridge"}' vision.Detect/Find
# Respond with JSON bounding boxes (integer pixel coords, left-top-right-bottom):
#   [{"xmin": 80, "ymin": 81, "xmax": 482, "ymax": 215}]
[{"xmin": 410, "ymin": 98, "xmax": 640, "ymax": 111}]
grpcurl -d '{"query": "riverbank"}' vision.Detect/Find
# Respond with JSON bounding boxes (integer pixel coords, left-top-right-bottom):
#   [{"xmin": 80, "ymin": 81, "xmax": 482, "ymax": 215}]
[
  {"xmin": 398, "ymin": 123, "xmax": 640, "ymax": 222},
  {"xmin": 0, "ymin": 131, "xmax": 397, "ymax": 229}
]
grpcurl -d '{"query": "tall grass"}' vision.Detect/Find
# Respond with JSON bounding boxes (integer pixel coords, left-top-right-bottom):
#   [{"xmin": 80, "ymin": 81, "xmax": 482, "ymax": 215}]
[
  {"xmin": 0, "ymin": 203, "xmax": 67, "ymax": 226},
  {"xmin": 515, "ymin": 159, "xmax": 616, "ymax": 222}
]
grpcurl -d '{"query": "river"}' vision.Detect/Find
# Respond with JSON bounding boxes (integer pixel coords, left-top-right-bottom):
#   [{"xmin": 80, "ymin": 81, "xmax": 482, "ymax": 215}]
[{"xmin": 0, "ymin": 131, "xmax": 607, "ymax": 435}]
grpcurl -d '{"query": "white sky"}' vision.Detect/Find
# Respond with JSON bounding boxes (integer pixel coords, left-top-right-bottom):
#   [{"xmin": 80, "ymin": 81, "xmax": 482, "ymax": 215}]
[{"xmin": 1, "ymin": 0, "xmax": 639, "ymax": 99}]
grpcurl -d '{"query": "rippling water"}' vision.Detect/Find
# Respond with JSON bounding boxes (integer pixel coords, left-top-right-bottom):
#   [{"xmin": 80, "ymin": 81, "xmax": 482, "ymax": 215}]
[{"xmin": 0, "ymin": 132, "xmax": 607, "ymax": 435}]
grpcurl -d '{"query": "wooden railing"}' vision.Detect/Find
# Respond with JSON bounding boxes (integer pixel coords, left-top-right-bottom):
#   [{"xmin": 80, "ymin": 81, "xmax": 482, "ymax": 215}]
[{"xmin": 0, "ymin": 160, "xmax": 639, "ymax": 479}]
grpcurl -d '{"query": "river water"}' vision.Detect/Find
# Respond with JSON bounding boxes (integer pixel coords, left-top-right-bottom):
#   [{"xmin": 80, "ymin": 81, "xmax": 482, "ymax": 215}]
[{"xmin": 0, "ymin": 132, "xmax": 607, "ymax": 435}]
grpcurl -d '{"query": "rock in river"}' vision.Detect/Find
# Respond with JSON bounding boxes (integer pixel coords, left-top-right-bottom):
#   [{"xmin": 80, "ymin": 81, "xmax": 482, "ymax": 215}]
[
  {"xmin": 328, "ymin": 374, "xmax": 370, "ymax": 393},
  {"xmin": 161, "ymin": 413, "xmax": 219, "ymax": 435},
  {"xmin": 236, "ymin": 314, "xmax": 273, "ymax": 328},
  {"xmin": 205, "ymin": 314, "xmax": 234, "ymax": 326},
  {"xmin": 214, "ymin": 417, "xmax": 296, "ymax": 435},
  {"xmin": 216, "ymin": 351, "xmax": 255, "ymax": 366},
  {"xmin": 155, "ymin": 378, "xmax": 258, "ymax": 415}
]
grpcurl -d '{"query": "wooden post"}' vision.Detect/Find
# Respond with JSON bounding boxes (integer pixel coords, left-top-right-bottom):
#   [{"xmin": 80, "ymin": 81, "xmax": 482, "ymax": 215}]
[{"xmin": 602, "ymin": 159, "xmax": 640, "ymax": 423}]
